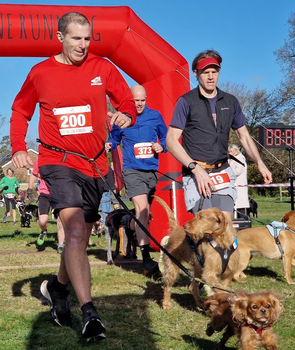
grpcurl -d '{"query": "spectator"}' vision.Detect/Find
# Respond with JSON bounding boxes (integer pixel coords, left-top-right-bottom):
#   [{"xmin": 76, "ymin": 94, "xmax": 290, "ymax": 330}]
[
  {"xmin": 10, "ymin": 11, "xmax": 136, "ymax": 341},
  {"xmin": 228, "ymin": 144, "xmax": 250, "ymax": 219},
  {"xmin": 106, "ymin": 84, "xmax": 167, "ymax": 276},
  {"xmin": 166, "ymin": 49, "xmax": 272, "ymax": 221},
  {"xmin": 0, "ymin": 168, "xmax": 20, "ymax": 225}
]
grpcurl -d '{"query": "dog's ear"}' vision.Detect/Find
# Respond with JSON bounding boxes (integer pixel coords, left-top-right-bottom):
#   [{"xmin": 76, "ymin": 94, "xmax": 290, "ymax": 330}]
[
  {"xmin": 267, "ymin": 292, "xmax": 284, "ymax": 323},
  {"xmin": 203, "ymin": 296, "xmax": 219, "ymax": 313},
  {"xmin": 213, "ymin": 210, "xmax": 227, "ymax": 234},
  {"xmin": 229, "ymin": 293, "xmax": 249, "ymax": 324},
  {"xmin": 281, "ymin": 210, "xmax": 295, "ymax": 222}
]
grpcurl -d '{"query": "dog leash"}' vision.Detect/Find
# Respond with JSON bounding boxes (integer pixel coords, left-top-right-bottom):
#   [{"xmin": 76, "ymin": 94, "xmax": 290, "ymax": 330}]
[{"xmin": 37, "ymin": 139, "xmax": 233, "ymax": 293}]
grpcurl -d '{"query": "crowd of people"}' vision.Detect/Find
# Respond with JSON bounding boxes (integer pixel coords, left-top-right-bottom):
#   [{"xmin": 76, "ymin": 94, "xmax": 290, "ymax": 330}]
[{"xmin": 6, "ymin": 10, "xmax": 272, "ymax": 343}]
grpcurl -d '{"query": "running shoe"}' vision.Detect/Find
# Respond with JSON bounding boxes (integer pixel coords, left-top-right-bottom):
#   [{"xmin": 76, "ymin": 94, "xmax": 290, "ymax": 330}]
[
  {"xmin": 81, "ymin": 302, "xmax": 106, "ymax": 342},
  {"xmin": 57, "ymin": 245, "xmax": 64, "ymax": 254},
  {"xmin": 37, "ymin": 230, "xmax": 47, "ymax": 246},
  {"xmin": 143, "ymin": 257, "xmax": 160, "ymax": 277},
  {"xmin": 13, "ymin": 221, "xmax": 16, "ymax": 225},
  {"xmin": 3, "ymin": 215, "xmax": 6, "ymax": 223},
  {"xmin": 40, "ymin": 277, "xmax": 72, "ymax": 327}
]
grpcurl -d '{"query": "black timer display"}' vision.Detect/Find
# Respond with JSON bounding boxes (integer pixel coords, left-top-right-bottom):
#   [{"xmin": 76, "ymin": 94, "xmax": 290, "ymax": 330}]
[{"xmin": 259, "ymin": 124, "xmax": 295, "ymax": 149}]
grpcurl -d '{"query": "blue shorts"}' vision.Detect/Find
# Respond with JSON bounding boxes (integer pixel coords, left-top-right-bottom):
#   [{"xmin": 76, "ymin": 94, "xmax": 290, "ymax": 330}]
[{"xmin": 40, "ymin": 165, "xmax": 105, "ymax": 223}]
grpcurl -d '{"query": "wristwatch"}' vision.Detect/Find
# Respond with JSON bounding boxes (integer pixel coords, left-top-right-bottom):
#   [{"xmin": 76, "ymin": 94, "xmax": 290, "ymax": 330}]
[{"xmin": 188, "ymin": 161, "xmax": 197, "ymax": 171}]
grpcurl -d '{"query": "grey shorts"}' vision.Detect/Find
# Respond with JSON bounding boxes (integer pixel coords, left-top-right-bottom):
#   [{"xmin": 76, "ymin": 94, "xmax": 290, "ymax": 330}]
[
  {"xmin": 183, "ymin": 166, "xmax": 237, "ymax": 214},
  {"xmin": 39, "ymin": 165, "xmax": 105, "ymax": 223},
  {"xmin": 123, "ymin": 169, "xmax": 157, "ymax": 203}
]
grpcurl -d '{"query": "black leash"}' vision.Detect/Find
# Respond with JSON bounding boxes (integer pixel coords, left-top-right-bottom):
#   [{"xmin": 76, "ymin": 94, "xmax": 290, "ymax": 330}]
[
  {"xmin": 235, "ymin": 209, "xmax": 269, "ymax": 227},
  {"xmin": 37, "ymin": 139, "xmax": 233, "ymax": 292},
  {"xmin": 156, "ymin": 169, "xmax": 183, "ymax": 184},
  {"xmin": 228, "ymin": 154, "xmax": 245, "ymax": 167}
]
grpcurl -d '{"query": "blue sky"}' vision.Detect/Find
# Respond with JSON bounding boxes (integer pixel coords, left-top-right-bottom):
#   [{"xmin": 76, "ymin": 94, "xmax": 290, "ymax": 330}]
[{"xmin": 0, "ymin": 0, "xmax": 294, "ymax": 141}]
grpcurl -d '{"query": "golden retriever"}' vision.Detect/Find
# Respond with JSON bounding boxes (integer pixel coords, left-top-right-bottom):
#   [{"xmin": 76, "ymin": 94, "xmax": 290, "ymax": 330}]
[
  {"xmin": 155, "ymin": 196, "xmax": 240, "ymax": 309},
  {"xmin": 204, "ymin": 291, "xmax": 283, "ymax": 350},
  {"xmin": 234, "ymin": 210, "xmax": 295, "ymax": 284}
]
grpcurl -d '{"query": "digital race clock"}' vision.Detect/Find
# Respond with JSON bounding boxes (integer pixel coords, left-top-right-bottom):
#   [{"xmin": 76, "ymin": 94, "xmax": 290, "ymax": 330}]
[{"xmin": 258, "ymin": 124, "xmax": 295, "ymax": 149}]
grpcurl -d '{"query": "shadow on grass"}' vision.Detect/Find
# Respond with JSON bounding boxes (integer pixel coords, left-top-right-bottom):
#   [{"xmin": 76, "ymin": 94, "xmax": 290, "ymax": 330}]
[
  {"xmin": 183, "ymin": 334, "xmax": 236, "ymax": 350},
  {"xmin": 25, "ymin": 237, "xmax": 59, "ymax": 252},
  {"xmin": 245, "ymin": 266, "xmax": 279, "ymax": 279},
  {"xmin": 12, "ymin": 273, "xmax": 163, "ymax": 350}
]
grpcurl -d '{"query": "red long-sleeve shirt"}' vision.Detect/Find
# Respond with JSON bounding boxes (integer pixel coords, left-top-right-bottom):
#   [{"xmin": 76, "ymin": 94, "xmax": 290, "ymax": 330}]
[{"xmin": 10, "ymin": 53, "xmax": 136, "ymax": 177}]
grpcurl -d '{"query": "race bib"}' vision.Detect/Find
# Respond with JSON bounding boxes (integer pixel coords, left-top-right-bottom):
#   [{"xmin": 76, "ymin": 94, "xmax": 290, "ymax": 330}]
[
  {"xmin": 7, "ymin": 193, "xmax": 15, "ymax": 199},
  {"xmin": 53, "ymin": 105, "xmax": 93, "ymax": 136},
  {"xmin": 134, "ymin": 142, "xmax": 155, "ymax": 159},
  {"xmin": 209, "ymin": 171, "xmax": 230, "ymax": 191}
]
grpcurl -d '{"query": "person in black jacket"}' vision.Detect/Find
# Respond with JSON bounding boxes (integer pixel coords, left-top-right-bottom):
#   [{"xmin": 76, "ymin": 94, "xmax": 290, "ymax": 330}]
[{"xmin": 166, "ymin": 49, "xmax": 272, "ymax": 221}]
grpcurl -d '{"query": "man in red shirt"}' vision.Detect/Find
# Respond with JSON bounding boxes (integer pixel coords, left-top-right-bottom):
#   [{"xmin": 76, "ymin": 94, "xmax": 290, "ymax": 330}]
[{"xmin": 10, "ymin": 11, "xmax": 136, "ymax": 342}]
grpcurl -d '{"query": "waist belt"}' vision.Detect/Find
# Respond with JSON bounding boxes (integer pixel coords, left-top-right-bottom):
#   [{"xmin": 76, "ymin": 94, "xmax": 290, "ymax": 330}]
[{"xmin": 195, "ymin": 158, "xmax": 228, "ymax": 169}]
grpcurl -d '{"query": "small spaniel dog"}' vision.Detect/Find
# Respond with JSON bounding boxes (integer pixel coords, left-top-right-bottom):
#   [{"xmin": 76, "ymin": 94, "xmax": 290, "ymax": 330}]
[{"xmin": 204, "ymin": 291, "xmax": 283, "ymax": 350}]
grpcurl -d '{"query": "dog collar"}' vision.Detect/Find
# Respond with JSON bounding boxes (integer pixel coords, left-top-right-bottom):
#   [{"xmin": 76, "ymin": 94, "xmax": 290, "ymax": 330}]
[{"xmin": 249, "ymin": 324, "xmax": 265, "ymax": 337}]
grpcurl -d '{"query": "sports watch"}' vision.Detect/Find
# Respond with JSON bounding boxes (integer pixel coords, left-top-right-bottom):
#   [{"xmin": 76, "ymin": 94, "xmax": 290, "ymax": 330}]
[{"xmin": 188, "ymin": 161, "xmax": 197, "ymax": 171}]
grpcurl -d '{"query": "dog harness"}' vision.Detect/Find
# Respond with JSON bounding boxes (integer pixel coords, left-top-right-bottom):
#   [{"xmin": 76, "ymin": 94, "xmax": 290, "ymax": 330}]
[
  {"xmin": 266, "ymin": 221, "xmax": 295, "ymax": 255},
  {"xmin": 186, "ymin": 234, "xmax": 238, "ymax": 274}
]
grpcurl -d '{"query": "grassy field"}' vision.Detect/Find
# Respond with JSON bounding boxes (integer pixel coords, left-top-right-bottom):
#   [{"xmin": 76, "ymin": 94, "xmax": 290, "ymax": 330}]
[{"xmin": 0, "ymin": 197, "xmax": 295, "ymax": 350}]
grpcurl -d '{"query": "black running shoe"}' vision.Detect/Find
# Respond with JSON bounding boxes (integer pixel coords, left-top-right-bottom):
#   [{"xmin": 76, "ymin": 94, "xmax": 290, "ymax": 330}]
[
  {"xmin": 81, "ymin": 302, "xmax": 106, "ymax": 342},
  {"xmin": 40, "ymin": 277, "xmax": 72, "ymax": 327},
  {"xmin": 143, "ymin": 257, "xmax": 160, "ymax": 277}
]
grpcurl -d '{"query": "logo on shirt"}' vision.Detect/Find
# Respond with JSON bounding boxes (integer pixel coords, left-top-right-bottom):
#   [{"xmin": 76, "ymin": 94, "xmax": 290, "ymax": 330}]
[
  {"xmin": 220, "ymin": 107, "xmax": 229, "ymax": 110},
  {"xmin": 91, "ymin": 76, "xmax": 103, "ymax": 86}
]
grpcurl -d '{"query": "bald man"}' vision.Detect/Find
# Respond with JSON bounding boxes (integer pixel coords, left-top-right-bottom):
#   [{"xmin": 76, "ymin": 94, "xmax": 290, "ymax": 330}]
[{"xmin": 106, "ymin": 85, "xmax": 168, "ymax": 276}]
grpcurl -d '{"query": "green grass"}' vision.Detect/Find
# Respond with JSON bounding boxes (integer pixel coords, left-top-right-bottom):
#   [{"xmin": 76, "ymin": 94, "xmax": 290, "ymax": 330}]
[{"xmin": 0, "ymin": 197, "xmax": 295, "ymax": 349}]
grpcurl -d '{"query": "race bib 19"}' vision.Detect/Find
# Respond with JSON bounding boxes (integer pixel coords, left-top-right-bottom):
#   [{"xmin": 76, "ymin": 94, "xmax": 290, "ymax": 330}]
[
  {"xmin": 134, "ymin": 142, "xmax": 155, "ymax": 159},
  {"xmin": 209, "ymin": 171, "xmax": 230, "ymax": 191},
  {"xmin": 53, "ymin": 105, "xmax": 93, "ymax": 136}
]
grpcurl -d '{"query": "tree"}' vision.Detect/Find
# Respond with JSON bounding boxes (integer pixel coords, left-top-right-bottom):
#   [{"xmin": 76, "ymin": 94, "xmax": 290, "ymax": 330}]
[
  {"xmin": 0, "ymin": 113, "xmax": 8, "ymax": 138},
  {"xmin": 221, "ymin": 82, "xmax": 281, "ymax": 131},
  {"xmin": 222, "ymin": 83, "xmax": 292, "ymax": 186},
  {"xmin": 0, "ymin": 135, "xmax": 11, "ymax": 156},
  {"xmin": 274, "ymin": 12, "xmax": 295, "ymax": 119}
]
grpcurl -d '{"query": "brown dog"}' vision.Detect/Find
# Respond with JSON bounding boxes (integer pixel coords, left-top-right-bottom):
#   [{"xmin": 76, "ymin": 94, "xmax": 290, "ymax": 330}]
[
  {"xmin": 234, "ymin": 210, "xmax": 295, "ymax": 284},
  {"xmin": 204, "ymin": 291, "xmax": 283, "ymax": 350},
  {"xmin": 156, "ymin": 196, "xmax": 240, "ymax": 309}
]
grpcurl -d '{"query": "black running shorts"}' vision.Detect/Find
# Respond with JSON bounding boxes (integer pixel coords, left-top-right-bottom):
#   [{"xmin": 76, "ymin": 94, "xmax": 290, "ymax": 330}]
[{"xmin": 39, "ymin": 165, "xmax": 105, "ymax": 223}]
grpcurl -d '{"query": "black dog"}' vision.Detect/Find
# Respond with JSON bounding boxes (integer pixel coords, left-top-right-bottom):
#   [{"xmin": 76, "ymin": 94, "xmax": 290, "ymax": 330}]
[
  {"xmin": 247, "ymin": 197, "xmax": 258, "ymax": 218},
  {"xmin": 104, "ymin": 208, "xmax": 137, "ymax": 264},
  {"xmin": 17, "ymin": 203, "xmax": 39, "ymax": 227}
]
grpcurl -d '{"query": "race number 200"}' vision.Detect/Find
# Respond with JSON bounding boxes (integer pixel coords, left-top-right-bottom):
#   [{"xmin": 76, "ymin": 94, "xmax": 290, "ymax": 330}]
[{"xmin": 53, "ymin": 105, "xmax": 93, "ymax": 135}]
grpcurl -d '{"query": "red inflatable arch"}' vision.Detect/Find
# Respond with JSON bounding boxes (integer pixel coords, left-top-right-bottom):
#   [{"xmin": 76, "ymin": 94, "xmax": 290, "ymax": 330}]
[{"xmin": 0, "ymin": 4, "xmax": 192, "ymax": 249}]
